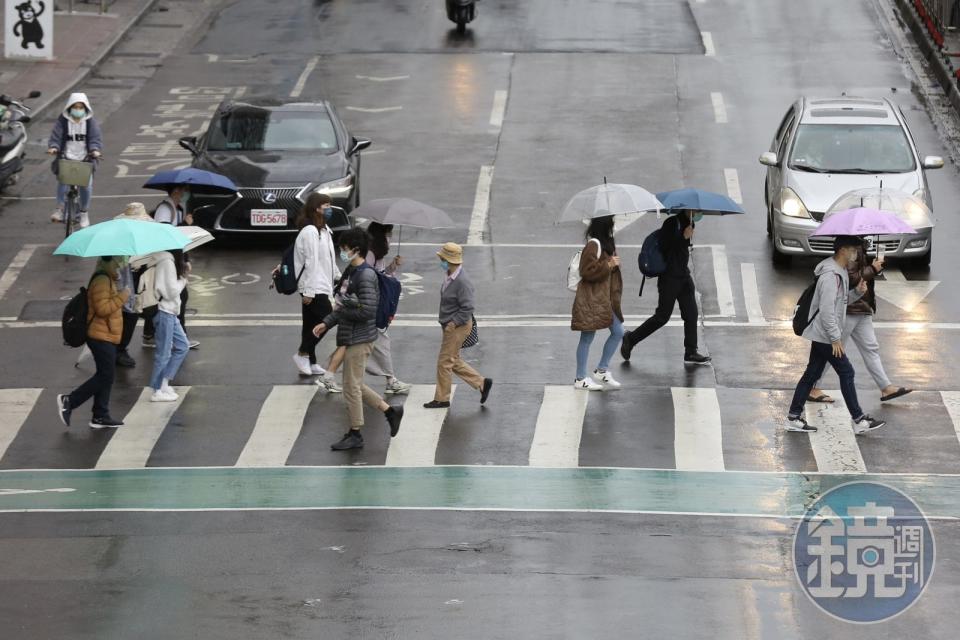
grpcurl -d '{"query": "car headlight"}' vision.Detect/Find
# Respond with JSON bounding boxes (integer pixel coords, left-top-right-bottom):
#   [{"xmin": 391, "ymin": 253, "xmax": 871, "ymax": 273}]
[
  {"xmin": 313, "ymin": 175, "xmax": 354, "ymax": 196},
  {"xmin": 778, "ymin": 188, "xmax": 810, "ymax": 219}
]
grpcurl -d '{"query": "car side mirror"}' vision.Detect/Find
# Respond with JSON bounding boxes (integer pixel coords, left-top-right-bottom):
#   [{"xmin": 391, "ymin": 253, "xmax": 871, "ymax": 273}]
[
  {"xmin": 350, "ymin": 137, "xmax": 372, "ymax": 155},
  {"xmin": 759, "ymin": 152, "xmax": 779, "ymax": 167},
  {"xmin": 27, "ymin": 90, "xmax": 41, "ymax": 99},
  {"xmin": 922, "ymin": 155, "xmax": 944, "ymax": 169},
  {"xmin": 327, "ymin": 205, "xmax": 351, "ymax": 231},
  {"xmin": 178, "ymin": 136, "xmax": 200, "ymax": 156}
]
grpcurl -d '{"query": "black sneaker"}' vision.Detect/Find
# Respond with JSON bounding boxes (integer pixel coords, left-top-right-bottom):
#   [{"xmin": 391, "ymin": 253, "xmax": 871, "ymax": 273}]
[
  {"xmin": 423, "ymin": 400, "xmax": 450, "ymax": 409},
  {"xmin": 853, "ymin": 415, "xmax": 886, "ymax": 435},
  {"xmin": 331, "ymin": 430, "xmax": 364, "ymax": 451},
  {"xmin": 385, "ymin": 406, "xmax": 403, "ymax": 437},
  {"xmin": 89, "ymin": 416, "xmax": 123, "ymax": 429},
  {"xmin": 684, "ymin": 352, "xmax": 712, "ymax": 365},
  {"xmin": 480, "ymin": 378, "xmax": 493, "ymax": 405},
  {"xmin": 56, "ymin": 394, "xmax": 72, "ymax": 428},
  {"xmin": 785, "ymin": 416, "xmax": 817, "ymax": 433},
  {"xmin": 116, "ymin": 350, "xmax": 136, "ymax": 368},
  {"xmin": 620, "ymin": 336, "xmax": 632, "ymax": 362}
]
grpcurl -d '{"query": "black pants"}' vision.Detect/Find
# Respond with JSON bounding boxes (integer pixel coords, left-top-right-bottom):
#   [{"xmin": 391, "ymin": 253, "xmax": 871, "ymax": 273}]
[
  {"xmin": 299, "ymin": 294, "xmax": 332, "ymax": 364},
  {"xmin": 119, "ymin": 311, "xmax": 139, "ymax": 352},
  {"xmin": 789, "ymin": 341, "xmax": 863, "ymax": 419},
  {"xmin": 143, "ymin": 287, "xmax": 189, "ymax": 338},
  {"xmin": 625, "ymin": 274, "xmax": 699, "ymax": 354},
  {"xmin": 69, "ymin": 338, "xmax": 116, "ymax": 419}
]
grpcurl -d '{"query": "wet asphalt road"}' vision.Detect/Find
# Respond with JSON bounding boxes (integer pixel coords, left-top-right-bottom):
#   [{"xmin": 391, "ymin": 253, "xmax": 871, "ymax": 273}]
[{"xmin": 2, "ymin": 0, "xmax": 960, "ymax": 636}]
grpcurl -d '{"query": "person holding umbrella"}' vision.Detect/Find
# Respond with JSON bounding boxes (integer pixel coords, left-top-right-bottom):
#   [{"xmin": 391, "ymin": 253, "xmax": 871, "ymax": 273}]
[
  {"xmin": 146, "ymin": 249, "xmax": 190, "ymax": 402},
  {"xmin": 112, "ymin": 202, "xmax": 155, "ymax": 368}
]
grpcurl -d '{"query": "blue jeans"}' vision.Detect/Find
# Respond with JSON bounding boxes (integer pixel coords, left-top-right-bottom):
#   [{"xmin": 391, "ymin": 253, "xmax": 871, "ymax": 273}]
[
  {"xmin": 576, "ymin": 315, "xmax": 624, "ymax": 380},
  {"xmin": 57, "ymin": 179, "xmax": 93, "ymax": 212},
  {"xmin": 150, "ymin": 311, "xmax": 189, "ymax": 390},
  {"xmin": 789, "ymin": 341, "xmax": 864, "ymax": 420}
]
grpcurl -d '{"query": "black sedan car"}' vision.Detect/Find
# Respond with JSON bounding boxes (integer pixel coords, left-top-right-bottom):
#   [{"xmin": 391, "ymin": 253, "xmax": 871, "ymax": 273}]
[{"xmin": 178, "ymin": 98, "xmax": 370, "ymax": 233}]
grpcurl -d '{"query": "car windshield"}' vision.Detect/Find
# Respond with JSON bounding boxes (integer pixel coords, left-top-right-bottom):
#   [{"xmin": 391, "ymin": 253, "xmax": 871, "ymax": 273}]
[
  {"xmin": 206, "ymin": 108, "xmax": 338, "ymax": 152},
  {"xmin": 789, "ymin": 123, "xmax": 916, "ymax": 173}
]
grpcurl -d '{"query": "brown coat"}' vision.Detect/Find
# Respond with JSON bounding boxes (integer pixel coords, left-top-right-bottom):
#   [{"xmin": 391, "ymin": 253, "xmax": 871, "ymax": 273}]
[
  {"xmin": 571, "ymin": 239, "xmax": 623, "ymax": 332},
  {"xmin": 86, "ymin": 273, "xmax": 128, "ymax": 344},
  {"xmin": 847, "ymin": 246, "xmax": 879, "ymax": 315}
]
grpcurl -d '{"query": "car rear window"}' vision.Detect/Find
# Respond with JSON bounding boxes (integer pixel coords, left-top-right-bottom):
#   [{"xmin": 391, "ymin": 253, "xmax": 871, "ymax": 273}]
[
  {"xmin": 789, "ymin": 123, "xmax": 916, "ymax": 173},
  {"xmin": 207, "ymin": 108, "xmax": 339, "ymax": 152}
]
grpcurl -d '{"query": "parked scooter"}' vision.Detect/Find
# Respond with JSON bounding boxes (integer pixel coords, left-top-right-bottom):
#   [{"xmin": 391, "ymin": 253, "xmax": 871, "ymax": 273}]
[
  {"xmin": 445, "ymin": 0, "xmax": 476, "ymax": 34},
  {"xmin": 0, "ymin": 90, "xmax": 41, "ymax": 190}
]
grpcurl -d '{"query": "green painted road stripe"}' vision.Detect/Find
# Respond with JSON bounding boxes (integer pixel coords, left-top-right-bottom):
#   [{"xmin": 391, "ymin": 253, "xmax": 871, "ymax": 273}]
[{"xmin": 0, "ymin": 467, "xmax": 959, "ymax": 517}]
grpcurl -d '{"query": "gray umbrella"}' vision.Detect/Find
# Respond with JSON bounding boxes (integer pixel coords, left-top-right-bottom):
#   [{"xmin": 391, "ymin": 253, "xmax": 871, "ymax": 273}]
[{"xmin": 352, "ymin": 198, "xmax": 455, "ymax": 229}]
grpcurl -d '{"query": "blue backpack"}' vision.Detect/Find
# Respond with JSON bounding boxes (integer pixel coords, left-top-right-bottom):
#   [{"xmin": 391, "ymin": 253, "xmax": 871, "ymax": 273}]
[
  {"xmin": 371, "ymin": 268, "xmax": 402, "ymax": 329},
  {"xmin": 637, "ymin": 229, "xmax": 667, "ymax": 296}
]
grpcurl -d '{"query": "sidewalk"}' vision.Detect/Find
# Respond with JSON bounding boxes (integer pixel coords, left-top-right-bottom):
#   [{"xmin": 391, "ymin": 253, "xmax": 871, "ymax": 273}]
[{"xmin": 0, "ymin": 0, "xmax": 158, "ymax": 118}]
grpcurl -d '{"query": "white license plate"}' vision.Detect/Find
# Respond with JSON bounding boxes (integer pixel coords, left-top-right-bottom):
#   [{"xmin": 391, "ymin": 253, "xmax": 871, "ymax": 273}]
[{"xmin": 251, "ymin": 209, "xmax": 287, "ymax": 227}]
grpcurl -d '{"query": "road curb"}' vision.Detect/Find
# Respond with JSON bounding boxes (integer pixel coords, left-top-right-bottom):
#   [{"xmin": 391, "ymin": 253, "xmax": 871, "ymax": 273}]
[
  {"xmin": 31, "ymin": 0, "xmax": 161, "ymax": 120},
  {"xmin": 892, "ymin": 0, "xmax": 960, "ymax": 115}
]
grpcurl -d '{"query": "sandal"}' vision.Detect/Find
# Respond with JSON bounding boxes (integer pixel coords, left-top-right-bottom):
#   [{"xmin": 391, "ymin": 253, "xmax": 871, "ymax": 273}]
[
  {"xmin": 881, "ymin": 387, "xmax": 912, "ymax": 402},
  {"xmin": 807, "ymin": 394, "xmax": 834, "ymax": 403}
]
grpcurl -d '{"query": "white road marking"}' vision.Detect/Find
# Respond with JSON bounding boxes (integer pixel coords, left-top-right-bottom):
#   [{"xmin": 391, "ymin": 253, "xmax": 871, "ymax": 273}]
[
  {"xmin": 942, "ymin": 392, "xmax": 960, "ymax": 447},
  {"xmin": 723, "ymin": 168, "xmax": 742, "ymax": 204},
  {"xmin": 384, "ymin": 385, "xmax": 454, "ymax": 467},
  {"xmin": 206, "ymin": 54, "xmax": 219, "ymax": 62},
  {"xmin": 0, "ymin": 244, "xmax": 41, "ymax": 301},
  {"xmin": 529, "ymin": 386, "xmax": 588, "ymax": 468},
  {"xmin": 355, "ymin": 74, "xmax": 410, "ymax": 82},
  {"xmin": 0, "ymin": 389, "xmax": 42, "ymax": 462},
  {"xmin": 489, "ymin": 89, "xmax": 508, "ymax": 129},
  {"xmin": 711, "ymin": 92, "xmax": 728, "ymax": 123},
  {"xmin": 0, "ymin": 194, "xmax": 164, "ymax": 201},
  {"xmin": 709, "ymin": 245, "xmax": 736, "ymax": 317},
  {"xmin": 806, "ymin": 395, "xmax": 866, "ymax": 474},
  {"xmin": 345, "ymin": 106, "xmax": 403, "ymax": 113},
  {"xmin": 672, "ymin": 387, "xmax": 724, "ymax": 471},
  {"xmin": 875, "ymin": 268, "xmax": 940, "ymax": 312},
  {"xmin": 0, "ymin": 487, "xmax": 75, "ymax": 497},
  {"xmin": 467, "ymin": 165, "xmax": 494, "ymax": 245},
  {"xmin": 95, "ymin": 387, "xmax": 190, "ymax": 469},
  {"xmin": 290, "ymin": 56, "xmax": 319, "ymax": 98},
  {"xmin": 740, "ymin": 263, "xmax": 764, "ymax": 323},
  {"xmin": 235, "ymin": 385, "xmax": 318, "ymax": 467},
  {"xmin": 702, "ymin": 31, "xmax": 715, "ymax": 57}
]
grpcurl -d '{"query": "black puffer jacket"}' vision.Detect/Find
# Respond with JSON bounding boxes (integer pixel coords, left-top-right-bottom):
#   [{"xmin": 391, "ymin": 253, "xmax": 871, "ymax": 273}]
[{"xmin": 323, "ymin": 264, "xmax": 379, "ymax": 346}]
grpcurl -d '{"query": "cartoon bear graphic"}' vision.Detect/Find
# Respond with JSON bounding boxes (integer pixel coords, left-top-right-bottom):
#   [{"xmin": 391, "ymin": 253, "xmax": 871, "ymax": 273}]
[{"xmin": 12, "ymin": 1, "xmax": 46, "ymax": 50}]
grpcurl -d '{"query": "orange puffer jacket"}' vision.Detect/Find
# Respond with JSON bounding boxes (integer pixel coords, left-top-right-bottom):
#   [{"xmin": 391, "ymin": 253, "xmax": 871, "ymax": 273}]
[
  {"xmin": 571, "ymin": 239, "xmax": 623, "ymax": 332},
  {"xmin": 86, "ymin": 273, "xmax": 128, "ymax": 344}
]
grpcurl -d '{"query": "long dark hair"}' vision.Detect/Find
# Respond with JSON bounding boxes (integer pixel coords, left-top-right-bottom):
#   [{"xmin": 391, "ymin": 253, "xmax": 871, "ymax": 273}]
[
  {"xmin": 585, "ymin": 215, "xmax": 616, "ymax": 256},
  {"xmin": 171, "ymin": 250, "xmax": 186, "ymax": 279},
  {"xmin": 367, "ymin": 222, "xmax": 393, "ymax": 260},
  {"xmin": 296, "ymin": 192, "xmax": 332, "ymax": 230}
]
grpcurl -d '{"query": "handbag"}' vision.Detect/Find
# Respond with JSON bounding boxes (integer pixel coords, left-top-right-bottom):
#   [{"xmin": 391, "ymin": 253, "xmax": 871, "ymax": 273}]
[{"xmin": 461, "ymin": 314, "xmax": 479, "ymax": 348}]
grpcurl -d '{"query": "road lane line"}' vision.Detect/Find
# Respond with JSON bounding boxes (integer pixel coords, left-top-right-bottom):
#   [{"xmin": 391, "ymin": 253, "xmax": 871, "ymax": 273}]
[
  {"xmin": 355, "ymin": 75, "xmax": 410, "ymax": 82},
  {"xmin": 345, "ymin": 106, "xmax": 403, "ymax": 113},
  {"xmin": 709, "ymin": 245, "xmax": 736, "ymax": 317},
  {"xmin": 883, "ymin": 268, "xmax": 907, "ymax": 282},
  {"xmin": 0, "ymin": 389, "xmax": 41, "ymax": 462},
  {"xmin": 0, "ymin": 244, "xmax": 41, "ymax": 302},
  {"xmin": 723, "ymin": 168, "xmax": 742, "ymax": 203},
  {"xmin": 290, "ymin": 56, "xmax": 319, "ymax": 98},
  {"xmin": 235, "ymin": 385, "xmax": 317, "ymax": 467},
  {"xmin": 672, "ymin": 387, "xmax": 724, "ymax": 471},
  {"xmin": 467, "ymin": 165, "xmax": 494, "ymax": 245},
  {"xmin": 740, "ymin": 263, "xmax": 764, "ymax": 323},
  {"xmin": 96, "ymin": 387, "xmax": 190, "ymax": 469},
  {"xmin": 489, "ymin": 89, "xmax": 508, "ymax": 129},
  {"xmin": 711, "ymin": 92, "xmax": 727, "ymax": 123},
  {"xmin": 806, "ymin": 394, "xmax": 866, "ymax": 473},
  {"xmin": 529, "ymin": 386, "xmax": 588, "ymax": 468},
  {"xmin": 384, "ymin": 385, "xmax": 455, "ymax": 467},
  {"xmin": 702, "ymin": 31, "xmax": 715, "ymax": 57},
  {"xmin": 0, "ymin": 194, "xmax": 164, "ymax": 201},
  {"xmin": 942, "ymin": 392, "xmax": 960, "ymax": 447}
]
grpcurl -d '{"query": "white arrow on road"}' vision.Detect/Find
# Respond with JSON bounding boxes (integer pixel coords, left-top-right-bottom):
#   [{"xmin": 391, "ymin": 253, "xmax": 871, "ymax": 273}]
[
  {"xmin": 0, "ymin": 487, "xmax": 75, "ymax": 497},
  {"xmin": 355, "ymin": 75, "xmax": 410, "ymax": 82},
  {"xmin": 874, "ymin": 268, "xmax": 940, "ymax": 312}
]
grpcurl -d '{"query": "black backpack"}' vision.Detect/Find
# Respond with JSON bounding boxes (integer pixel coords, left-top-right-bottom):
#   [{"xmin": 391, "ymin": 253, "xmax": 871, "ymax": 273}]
[
  {"xmin": 62, "ymin": 273, "xmax": 100, "ymax": 347},
  {"xmin": 272, "ymin": 243, "xmax": 304, "ymax": 295},
  {"xmin": 792, "ymin": 273, "xmax": 840, "ymax": 336},
  {"xmin": 637, "ymin": 228, "xmax": 667, "ymax": 296}
]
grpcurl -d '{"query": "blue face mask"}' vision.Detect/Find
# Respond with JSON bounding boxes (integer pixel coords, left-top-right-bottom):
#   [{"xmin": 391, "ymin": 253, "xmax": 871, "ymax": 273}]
[
  {"xmin": 181, "ymin": 191, "xmax": 191, "ymax": 205},
  {"xmin": 70, "ymin": 108, "xmax": 86, "ymax": 119},
  {"xmin": 322, "ymin": 207, "xmax": 333, "ymax": 221},
  {"xmin": 440, "ymin": 260, "xmax": 449, "ymax": 272},
  {"xmin": 339, "ymin": 249, "xmax": 352, "ymax": 263},
  {"xmin": 693, "ymin": 213, "xmax": 704, "ymax": 223}
]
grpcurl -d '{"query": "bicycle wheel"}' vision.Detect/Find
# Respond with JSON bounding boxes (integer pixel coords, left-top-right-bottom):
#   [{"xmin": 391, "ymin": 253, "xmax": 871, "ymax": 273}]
[{"xmin": 63, "ymin": 191, "xmax": 77, "ymax": 239}]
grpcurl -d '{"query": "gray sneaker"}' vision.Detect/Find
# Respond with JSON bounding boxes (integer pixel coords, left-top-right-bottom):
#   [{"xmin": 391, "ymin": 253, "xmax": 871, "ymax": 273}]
[
  {"xmin": 317, "ymin": 374, "xmax": 342, "ymax": 393},
  {"xmin": 385, "ymin": 378, "xmax": 412, "ymax": 395}
]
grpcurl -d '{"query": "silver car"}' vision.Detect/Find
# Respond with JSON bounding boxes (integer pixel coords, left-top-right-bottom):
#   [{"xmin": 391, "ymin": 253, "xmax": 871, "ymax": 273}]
[{"xmin": 760, "ymin": 96, "xmax": 943, "ymax": 266}]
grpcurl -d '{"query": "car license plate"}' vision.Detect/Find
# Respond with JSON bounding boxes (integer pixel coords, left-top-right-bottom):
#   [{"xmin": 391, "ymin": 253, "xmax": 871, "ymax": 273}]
[{"xmin": 251, "ymin": 209, "xmax": 287, "ymax": 227}]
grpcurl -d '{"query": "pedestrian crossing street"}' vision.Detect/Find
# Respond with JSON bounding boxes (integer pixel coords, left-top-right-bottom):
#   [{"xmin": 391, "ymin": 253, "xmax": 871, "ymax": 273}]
[{"xmin": 1, "ymin": 384, "xmax": 959, "ymax": 475}]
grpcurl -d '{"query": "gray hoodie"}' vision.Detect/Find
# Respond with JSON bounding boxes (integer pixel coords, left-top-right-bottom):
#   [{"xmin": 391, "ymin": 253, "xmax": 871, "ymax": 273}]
[{"xmin": 802, "ymin": 257, "xmax": 864, "ymax": 344}]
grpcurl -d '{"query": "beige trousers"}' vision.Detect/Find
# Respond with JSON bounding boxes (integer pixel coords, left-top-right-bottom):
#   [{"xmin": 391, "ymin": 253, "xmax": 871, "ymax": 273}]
[
  {"xmin": 434, "ymin": 319, "xmax": 484, "ymax": 402},
  {"xmin": 343, "ymin": 342, "xmax": 384, "ymax": 428}
]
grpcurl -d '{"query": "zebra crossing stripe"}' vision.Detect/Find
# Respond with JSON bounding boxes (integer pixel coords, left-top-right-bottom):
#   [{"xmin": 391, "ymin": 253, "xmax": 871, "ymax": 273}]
[
  {"xmin": 0, "ymin": 389, "xmax": 42, "ymax": 462},
  {"xmin": 236, "ymin": 385, "xmax": 318, "ymax": 467},
  {"xmin": 529, "ymin": 386, "xmax": 588, "ymax": 468},
  {"xmin": 672, "ymin": 388, "xmax": 725, "ymax": 471},
  {"xmin": 942, "ymin": 391, "xmax": 960, "ymax": 446},
  {"xmin": 384, "ymin": 385, "xmax": 455, "ymax": 467},
  {"xmin": 805, "ymin": 392, "xmax": 866, "ymax": 474},
  {"xmin": 96, "ymin": 387, "xmax": 190, "ymax": 470}
]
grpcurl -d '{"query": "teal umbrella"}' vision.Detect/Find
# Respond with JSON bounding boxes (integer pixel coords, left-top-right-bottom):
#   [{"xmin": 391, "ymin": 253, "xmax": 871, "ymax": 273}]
[{"xmin": 54, "ymin": 219, "xmax": 189, "ymax": 257}]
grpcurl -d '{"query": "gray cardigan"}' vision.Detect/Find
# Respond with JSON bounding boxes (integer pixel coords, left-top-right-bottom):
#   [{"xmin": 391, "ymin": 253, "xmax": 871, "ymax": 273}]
[
  {"xmin": 323, "ymin": 264, "xmax": 379, "ymax": 346},
  {"xmin": 438, "ymin": 270, "xmax": 475, "ymax": 327}
]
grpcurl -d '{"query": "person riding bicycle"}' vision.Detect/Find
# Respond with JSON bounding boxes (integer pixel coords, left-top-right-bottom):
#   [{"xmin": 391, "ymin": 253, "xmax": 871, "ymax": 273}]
[{"xmin": 47, "ymin": 92, "xmax": 102, "ymax": 228}]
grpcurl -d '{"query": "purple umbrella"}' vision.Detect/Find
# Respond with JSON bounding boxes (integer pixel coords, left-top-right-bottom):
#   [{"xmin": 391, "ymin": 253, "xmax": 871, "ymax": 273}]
[{"xmin": 810, "ymin": 207, "xmax": 916, "ymax": 237}]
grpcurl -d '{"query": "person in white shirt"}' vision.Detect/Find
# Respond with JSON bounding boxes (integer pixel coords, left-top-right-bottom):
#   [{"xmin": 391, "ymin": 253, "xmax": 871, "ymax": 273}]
[{"xmin": 148, "ymin": 250, "xmax": 189, "ymax": 402}]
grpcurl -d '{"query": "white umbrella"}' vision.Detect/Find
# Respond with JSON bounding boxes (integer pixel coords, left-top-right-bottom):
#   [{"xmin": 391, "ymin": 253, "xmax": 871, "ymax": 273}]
[
  {"xmin": 129, "ymin": 226, "xmax": 214, "ymax": 269},
  {"xmin": 558, "ymin": 181, "xmax": 662, "ymax": 222}
]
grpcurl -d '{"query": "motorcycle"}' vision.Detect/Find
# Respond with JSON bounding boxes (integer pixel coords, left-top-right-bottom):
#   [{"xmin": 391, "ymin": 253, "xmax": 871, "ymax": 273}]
[
  {"xmin": 445, "ymin": 0, "xmax": 476, "ymax": 34},
  {"xmin": 0, "ymin": 90, "xmax": 41, "ymax": 190}
]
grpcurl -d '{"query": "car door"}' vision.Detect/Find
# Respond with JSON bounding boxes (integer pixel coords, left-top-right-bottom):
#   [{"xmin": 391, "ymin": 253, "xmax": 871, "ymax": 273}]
[{"xmin": 766, "ymin": 104, "xmax": 797, "ymax": 210}]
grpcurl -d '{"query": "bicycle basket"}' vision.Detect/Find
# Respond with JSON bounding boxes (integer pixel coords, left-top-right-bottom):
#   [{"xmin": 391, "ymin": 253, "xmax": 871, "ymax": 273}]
[{"xmin": 58, "ymin": 160, "xmax": 93, "ymax": 187}]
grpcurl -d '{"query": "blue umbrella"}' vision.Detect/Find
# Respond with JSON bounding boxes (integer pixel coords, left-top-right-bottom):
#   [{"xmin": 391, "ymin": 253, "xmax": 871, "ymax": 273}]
[
  {"xmin": 655, "ymin": 188, "xmax": 745, "ymax": 216},
  {"xmin": 143, "ymin": 168, "xmax": 238, "ymax": 194}
]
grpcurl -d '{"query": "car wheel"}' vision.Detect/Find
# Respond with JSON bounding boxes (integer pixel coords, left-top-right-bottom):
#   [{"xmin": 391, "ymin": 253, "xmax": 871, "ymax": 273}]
[
  {"xmin": 771, "ymin": 234, "xmax": 792, "ymax": 266},
  {"xmin": 766, "ymin": 208, "xmax": 772, "ymax": 237},
  {"xmin": 912, "ymin": 241, "xmax": 932, "ymax": 268}
]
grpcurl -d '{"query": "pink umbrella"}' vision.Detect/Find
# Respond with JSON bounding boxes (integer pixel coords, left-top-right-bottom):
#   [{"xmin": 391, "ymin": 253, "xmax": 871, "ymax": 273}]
[{"xmin": 810, "ymin": 207, "xmax": 916, "ymax": 237}]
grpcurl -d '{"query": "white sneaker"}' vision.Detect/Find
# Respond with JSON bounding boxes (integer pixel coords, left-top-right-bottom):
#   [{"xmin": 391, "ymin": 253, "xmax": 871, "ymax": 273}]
[
  {"xmin": 853, "ymin": 415, "xmax": 886, "ymax": 435},
  {"xmin": 310, "ymin": 364, "xmax": 327, "ymax": 375},
  {"xmin": 385, "ymin": 378, "xmax": 412, "ymax": 395},
  {"xmin": 50, "ymin": 209, "xmax": 64, "ymax": 223},
  {"xmin": 574, "ymin": 377, "xmax": 604, "ymax": 391},
  {"xmin": 150, "ymin": 388, "xmax": 178, "ymax": 402},
  {"xmin": 593, "ymin": 369, "xmax": 621, "ymax": 389},
  {"xmin": 293, "ymin": 354, "xmax": 312, "ymax": 376},
  {"xmin": 317, "ymin": 374, "xmax": 342, "ymax": 393},
  {"xmin": 160, "ymin": 381, "xmax": 179, "ymax": 401},
  {"xmin": 78, "ymin": 211, "xmax": 90, "ymax": 228}
]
